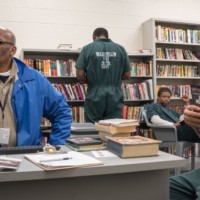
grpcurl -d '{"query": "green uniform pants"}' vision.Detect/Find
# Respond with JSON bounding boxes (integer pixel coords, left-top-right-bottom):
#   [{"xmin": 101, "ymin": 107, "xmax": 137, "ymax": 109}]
[
  {"xmin": 84, "ymin": 86, "xmax": 123, "ymax": 123},
  {"xmin": 170, "ymin": 168, "xmax": 200, "ymax": 200}
]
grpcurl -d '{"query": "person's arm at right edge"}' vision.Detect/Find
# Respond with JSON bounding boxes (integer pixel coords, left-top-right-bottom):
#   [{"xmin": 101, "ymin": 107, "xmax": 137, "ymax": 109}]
[{"xmin": 184, "ymin": 105, "xmax": 200, "ymax": 135}]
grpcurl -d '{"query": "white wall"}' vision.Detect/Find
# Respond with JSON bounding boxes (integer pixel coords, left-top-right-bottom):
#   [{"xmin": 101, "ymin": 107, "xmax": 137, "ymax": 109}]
[{"xmin": 1, "ymin": 0, "xmax": 200, "ymax": 57}]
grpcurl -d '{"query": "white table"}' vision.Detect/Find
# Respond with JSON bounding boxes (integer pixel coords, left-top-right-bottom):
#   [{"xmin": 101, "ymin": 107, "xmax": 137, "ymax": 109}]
[{"xmin": 0, "ymin": 147, "xmax": 185, "ymax": 200}]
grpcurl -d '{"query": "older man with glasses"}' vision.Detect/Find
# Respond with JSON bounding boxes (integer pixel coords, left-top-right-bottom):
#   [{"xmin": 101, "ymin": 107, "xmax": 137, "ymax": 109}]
[{"xmin": 0, "ymin": 26, "xmax": 72, "ymax": 147}]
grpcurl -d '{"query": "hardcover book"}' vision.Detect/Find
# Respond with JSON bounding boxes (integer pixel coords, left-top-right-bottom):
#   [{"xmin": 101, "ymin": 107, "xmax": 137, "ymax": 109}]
[
  {"xmin": 191, "ymin": 85, "xmax": 200, "ymax": 106},
  {"xmin": 66, "ymin": 137, "xmax": 104, "ymax": 149},
  {"xmin": 107, "ymin": 136, "xmax": 161, "ymax": 158},
  {"xmin": 98, "ymin": 118, "xmax": 139, "ymax": 127},
  {"xmin": 95, "ymin": 123, "xmax": 137, "ymax": 134},
  {"xmin": 66, "ymin": 143, "xmax": 106, "ymax": 152},
  {"xmin": 99, "ymin": 131, "xmax": 132, "ymax": 142},
  {"xmin": 71, "ymin": 123, "xmax": 99, "ymax": 136}
]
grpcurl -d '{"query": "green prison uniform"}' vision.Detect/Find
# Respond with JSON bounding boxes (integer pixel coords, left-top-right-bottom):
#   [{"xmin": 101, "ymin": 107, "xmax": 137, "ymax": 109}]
[
  {"xmin": 76, "ymin": 39, "xmax": 131, "ymax": 123},
  {"xmin": 147, "ymin": 103, "xmax": 200, "ymax": 142},
  {"xmin": 170, "ymin": 168, "xmax": 200, "ymax": 200}
]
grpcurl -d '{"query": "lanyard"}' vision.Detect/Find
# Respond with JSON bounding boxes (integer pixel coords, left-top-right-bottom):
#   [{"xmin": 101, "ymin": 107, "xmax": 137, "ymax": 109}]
[{"xmin": 0, "ymin": 83, "xmax": 11, "ymax": 124}]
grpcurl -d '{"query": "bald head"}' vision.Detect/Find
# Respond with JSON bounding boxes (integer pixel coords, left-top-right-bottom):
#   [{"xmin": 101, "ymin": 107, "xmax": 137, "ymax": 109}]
[
  {"xmin": 0, "ymin": 26, "xmax": 17, "ymax": 71},
  {"xmin": 0, "ymin": 26, "xmax": 16, "ymax": 45}
]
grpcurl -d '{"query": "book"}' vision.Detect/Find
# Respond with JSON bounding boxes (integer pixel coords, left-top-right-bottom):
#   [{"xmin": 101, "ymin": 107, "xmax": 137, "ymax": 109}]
[
  {"xmin": 107, "ymin": 136, "xmax": 161, "ymax": 158},
  {"xmin": 0, "ymin": 156, "xmax": 22, "ymax": 170},
  {"xmin": 66, "ymin": 143, "xmax": 106, "ymax": 152},
  {"xmin": 95, "ymin": 123, "xmax": 137, "ymax": 134},
  {"xmin": 66, "ymin": 137, "xmax": 104, "ymax": 150},
  {"xmin": 191, "ymin": 85, "xmax": 200, "ymax": 106},
  {"xmin": 99, "ymin": 131, "xmax": 132, "ymax": 142},
  {"xmin": 98, "ymin": 118, "xmax": 139, "ymax": 127},
  {"xmin": 25, "ymin": 151, "xmax": 103, "ymax": 171},
  {"xmin": 71, "ymin": 123, "xmax": 98, "ymax": 134}
]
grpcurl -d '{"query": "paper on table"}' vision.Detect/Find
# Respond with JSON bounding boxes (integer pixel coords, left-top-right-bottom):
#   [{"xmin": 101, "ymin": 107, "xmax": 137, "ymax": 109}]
[
  {"xmin": 25, "ymin": 151, "xmax": 103, "ymax": 167},
  {"xmin": 91, "ymin": 150, "xmax": 118, "ymax": 158},
  {"xmin": 0, "ymin": 156, "xmax": 22, "ymax": 170},
  {"xmin": 98, "ymin": 118, "xmax": 138, "ymax": 127}
]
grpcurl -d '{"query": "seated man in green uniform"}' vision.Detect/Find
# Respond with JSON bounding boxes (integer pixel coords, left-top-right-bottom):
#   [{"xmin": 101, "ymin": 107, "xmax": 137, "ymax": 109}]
[
  {"xmin": 170, "ymin": 105, "xmax": 200, "ymax": 200},
  {"xmin": 146, "ymin": 87, "xmax": 200, "ymax": 142},
  {"xmin": 76, "ymin": 27, "xmax": 131, "ymax": 123}
]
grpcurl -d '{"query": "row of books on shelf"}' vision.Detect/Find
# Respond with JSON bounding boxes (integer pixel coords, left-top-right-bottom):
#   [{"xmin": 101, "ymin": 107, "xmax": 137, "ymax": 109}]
[
  {"xmin": 52, "ymin": 83, "xmax": 87, "ymax": 101},
  {"xmin": 24, "ymin": 59, "xmax": 153, "ymax": 78},
  {"xmin": 130, "ymin": 61, "xmax": 152, "ymax": 76},
  {"xmin": 156, "ymin": 25, "xmax": 200, "ymax": 44},
  {"xmin": 156, "ymin": 85, "xmax": 192, "ymax": 98},
  {"xmin": 122, "ymin": 79, "xmax": 153, "ymax": 100},
  {"xmin": 41, "ymin": 103, "xmax": 186, "ymax": 126},
  {"xmin": 123, "ymin": 106, "xmax": 142, "ymax": 120},
  {"xmin": 23, "ymin": 59, "xmax": 76, "ymax": 77},
  {"xmin": 51, "ymin": 80, "xmax": 153, "ymax": 102},
  {"xmin": 72, "ymin": 106, "xmax": 85, "ymax": 123},
  {"xmin": 41, "ymin": 106, "xmax": 86, "ymax": 126},
  {"xmin": 156, "ymin": 64, "xmax": 199, "ymax": 77},
  {"xmin": 156, "ymin": 48, "xmax": 198, "ymax": 60},
  {"xmin": 41, "ymin": 105, "xmax": 143, "ymax": 126}
]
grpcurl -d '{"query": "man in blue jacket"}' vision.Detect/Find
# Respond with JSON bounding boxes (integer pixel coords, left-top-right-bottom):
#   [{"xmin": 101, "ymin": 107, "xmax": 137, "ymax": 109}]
[{"xmin": 0, "ymin": 26, "xmax": 72, "ymax": 146}]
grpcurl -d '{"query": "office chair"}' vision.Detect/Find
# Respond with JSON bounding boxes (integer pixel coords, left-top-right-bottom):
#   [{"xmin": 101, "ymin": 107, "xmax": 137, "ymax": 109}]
[{"xmin": 142, "ymin": 110, "xmax": 195, "ymax": 175}]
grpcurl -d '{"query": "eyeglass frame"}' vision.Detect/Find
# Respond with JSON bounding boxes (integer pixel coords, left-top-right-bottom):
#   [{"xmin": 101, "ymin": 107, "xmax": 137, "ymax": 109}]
[{"xmin": 0, "ymin": 41, "xmax": 14, "ymax": 46}]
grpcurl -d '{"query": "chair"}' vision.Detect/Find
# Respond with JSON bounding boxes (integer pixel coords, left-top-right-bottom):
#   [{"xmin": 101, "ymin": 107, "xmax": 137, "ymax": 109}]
[{"xmin": 142, "ymin": 110, "xmax": 195, "ymax": 175}]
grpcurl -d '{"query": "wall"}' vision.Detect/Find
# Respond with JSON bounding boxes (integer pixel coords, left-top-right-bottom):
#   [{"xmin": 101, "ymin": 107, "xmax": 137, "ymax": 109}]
[{"xmin": 1, "ymin": 0, "xmax": 200, "ymax": 57}]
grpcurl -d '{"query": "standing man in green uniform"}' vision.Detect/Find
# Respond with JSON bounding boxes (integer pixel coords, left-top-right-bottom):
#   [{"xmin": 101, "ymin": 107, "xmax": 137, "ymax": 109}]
[{"xmin": 76, "ymin": 27, "xmax": 131, "ymax": 123}]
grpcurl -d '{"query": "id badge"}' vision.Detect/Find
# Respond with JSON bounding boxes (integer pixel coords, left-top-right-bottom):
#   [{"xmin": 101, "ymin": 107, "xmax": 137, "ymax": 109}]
[{"xmin": 0, "ymin": 128, "xmax": 10, "ymax": 144}]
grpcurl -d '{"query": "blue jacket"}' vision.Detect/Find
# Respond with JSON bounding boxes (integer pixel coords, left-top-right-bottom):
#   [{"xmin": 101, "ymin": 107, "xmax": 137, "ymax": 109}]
[{"xmin": 12, "ymin": 58, "xmax": 72, "ymax": 146}]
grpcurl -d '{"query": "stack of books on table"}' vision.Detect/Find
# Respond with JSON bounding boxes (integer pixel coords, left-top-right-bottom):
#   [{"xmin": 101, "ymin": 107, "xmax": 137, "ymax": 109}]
[
  {"xmin": 107, "ymin": 136, "xmax": 161, "ymax": 158},
  {"xmin": 95, "ymin": 118, "xmax": 139, "ymax": 142},
  {"xmin": 70, "ymin": 123, "xmax": 99, "ymax": 138},
  {"xmin": 66, "ymin": 137, "xmax": 105, "ymax": 152}
]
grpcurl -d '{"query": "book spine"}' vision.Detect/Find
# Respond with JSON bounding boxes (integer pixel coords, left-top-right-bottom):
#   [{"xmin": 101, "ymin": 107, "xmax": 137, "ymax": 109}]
[{"xmin": 107, "ymin": 140, "xmax": 123, "ymax": 157}]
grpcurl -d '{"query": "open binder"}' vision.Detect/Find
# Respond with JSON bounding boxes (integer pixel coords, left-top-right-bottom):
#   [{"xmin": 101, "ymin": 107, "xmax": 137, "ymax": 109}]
[{"xmin": 25, "ymin": 151, "xmax": 103, "ymax": 171}]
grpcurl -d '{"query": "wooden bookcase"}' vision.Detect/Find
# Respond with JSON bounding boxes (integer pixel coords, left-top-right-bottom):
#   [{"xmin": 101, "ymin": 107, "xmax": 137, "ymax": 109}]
[{"xmin": 143, "ymin": 18, "xmax": 200, "ymax": 107}]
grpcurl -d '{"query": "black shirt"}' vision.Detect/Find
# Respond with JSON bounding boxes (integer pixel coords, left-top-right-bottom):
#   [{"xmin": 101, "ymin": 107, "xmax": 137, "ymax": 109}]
[{"xmin": 0, "ymin": 76, "xmax": 9, "ymax": 84}]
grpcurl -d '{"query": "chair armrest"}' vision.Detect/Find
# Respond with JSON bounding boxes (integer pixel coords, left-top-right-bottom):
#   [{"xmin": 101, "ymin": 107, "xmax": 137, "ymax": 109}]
[{"xmin": 149, "ymin": 124, "xmax": 176, "ymax": 129}]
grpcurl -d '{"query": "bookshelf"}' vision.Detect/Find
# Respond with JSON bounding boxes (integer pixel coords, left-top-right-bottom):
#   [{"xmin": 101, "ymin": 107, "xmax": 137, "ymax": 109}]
[
  {"xmin": 127, "ymin": 52, "xmax": 154, "ymax": 106},
  {"xmin": 20, "ymin": 49, "xmax": 85, "ymax": 123},
  {"xmin": 124, "ymin": 53, "xmax": 154, "ymax": 137},
  {"xmin": 143, "ymin": 18, "xmax": 200, "ymax": 107},
  {"xmin": 20, "ymin": 49, "xmax": 154, "ymax": 123}
]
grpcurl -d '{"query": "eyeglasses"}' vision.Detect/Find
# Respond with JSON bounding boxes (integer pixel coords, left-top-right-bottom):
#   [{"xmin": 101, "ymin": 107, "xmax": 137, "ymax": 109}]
[{"xmin": 0, "ymin": 41, "xmax": 14, "ymax": 46}]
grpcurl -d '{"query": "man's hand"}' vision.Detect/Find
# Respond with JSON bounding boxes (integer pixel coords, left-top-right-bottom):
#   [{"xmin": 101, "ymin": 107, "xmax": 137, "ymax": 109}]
[
  {"xmin": 182, "ymin": 94, "xmax": 190, "ymax": 105},
  {"xmin": 184, "ymin": 105, "xmax": 200, "ymax": 128}
]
